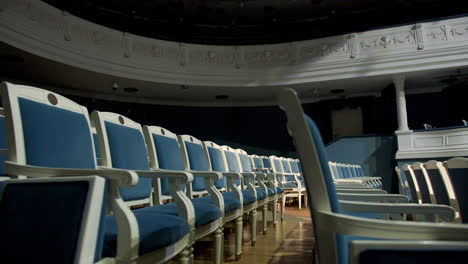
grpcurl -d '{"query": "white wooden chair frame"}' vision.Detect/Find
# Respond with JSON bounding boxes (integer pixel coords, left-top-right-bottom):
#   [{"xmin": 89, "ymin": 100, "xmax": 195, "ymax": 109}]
[
  {"xmin": 278, "ymin": 88, "xmax": 468, "ymax": 264},
  {"xmin": 1, "ymin": 176, "xmax": 106, "ymax": 264},
  {"xmin": 0, "ymin": 82, "xmax": 192, "ymax": 264}
]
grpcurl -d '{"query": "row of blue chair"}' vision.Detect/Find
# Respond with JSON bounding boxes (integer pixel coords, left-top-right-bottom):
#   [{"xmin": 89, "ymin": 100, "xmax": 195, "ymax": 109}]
[
  {"xmin": 397, "ymin": 159, "xmax": 468, "ymax": 223},
  {"xmin": 0, "ymin": 82, "xmax": 286, "ymax": 263},
  {"xmin": 278, "ymin": 88, "xmax": 468, "ymax": 264}
]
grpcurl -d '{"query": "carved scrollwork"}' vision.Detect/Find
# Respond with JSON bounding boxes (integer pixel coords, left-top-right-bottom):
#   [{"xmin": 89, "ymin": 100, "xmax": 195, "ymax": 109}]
[
  {"xmin": 244, "ymin": 48, "xmax": 291, "ymax": 64},
  {"xmin": 426, "ymin": 25, "xmax": 448, "ymax": 41}
]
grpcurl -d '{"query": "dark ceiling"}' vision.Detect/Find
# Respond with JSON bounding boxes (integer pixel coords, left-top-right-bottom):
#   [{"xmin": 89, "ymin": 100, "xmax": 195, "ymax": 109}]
[{"xmin": 44, "ymin": 0, "xmax": 468, "ymax": 45}]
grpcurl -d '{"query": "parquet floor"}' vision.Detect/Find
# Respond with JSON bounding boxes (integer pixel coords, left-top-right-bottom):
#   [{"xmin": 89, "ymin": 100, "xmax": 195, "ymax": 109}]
[{"xmin": 191, "ymin": 202, "xmax": 314, "ymax": 264}]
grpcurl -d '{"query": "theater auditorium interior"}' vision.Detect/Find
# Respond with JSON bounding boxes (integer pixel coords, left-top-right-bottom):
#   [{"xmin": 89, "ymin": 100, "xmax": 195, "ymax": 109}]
[{"xmin": 1, "ymin": 0, "xmax": 468, "ymax": 263}]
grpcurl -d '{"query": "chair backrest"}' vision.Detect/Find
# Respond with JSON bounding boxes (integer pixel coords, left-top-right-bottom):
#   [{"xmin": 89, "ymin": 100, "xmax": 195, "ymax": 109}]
[
  {"xmin": 356, "ymin": 165, "xmax": 365, "ymax": 177},
  {"xmin": 402, "ymin": 164, "xmax": 421, "ymax": 204},
  {"xmin": 203, "ymin": 141, "xmax": 228, "ymax": 189},
  {"xmin": 289, "ymin": 159, "xmax": 300, "ymax": 173},
  {"xmin": 261, "ymin": 156, "xmax": 272, "ymax": 171},
  {"xmin": 395, "ymin": 166, "xmax": 411, "ymax": 199},
  {"xmin": 281, "ymin": 158, "xmax": 292, "ymax": 174},
  {"xmin": 0, "ymin": 109, "xmax": 7, "ymax": 175},
  {"xmin": 411, "ymin": 162, "xmax": 433, "ymax": 204},
  {"xmin": 0, "ymin": 176, "xmax": 105, "ymax": 264},
  {"xmin": 178, "ymin": 134, "xmax": 211, "ymax": 192},
  {"xmin": 444, "ymin": 158, "xmax": 468, "ymax": 223},
  {"xmin": 251, "ymin": 155, "xmax": 264, "ymax": 171},
  {"xmin": 91, "ymin": 127, "xmax": 102, "ymax": 166},
  {"xmin": 296, "ymin": 159, "xmax": 303, "ymax": 173},
  {"xmin": 268, "ymin": 156, "xmax": 282, "ymax": 173},
  {"xmin": 278, "ymin": 88, "xmax": 341, "ymax": 263},
  {"xmin": 220, "ymin": 145, "xmax": 242, "ymax": 186},
  {"xmin": 424, "ymin": 161, "xmax": 452, "ymax": 206},
  {"xmin": 1, "ymin": 83, "xmax": 97, "ymax": 172},
  {"xmin": 143, "ymin": 125, "xmax": 187, "ymax": 198},
  {"xmin": 91, "ymin": 111, "xmax": 152, "ymax": 203}
]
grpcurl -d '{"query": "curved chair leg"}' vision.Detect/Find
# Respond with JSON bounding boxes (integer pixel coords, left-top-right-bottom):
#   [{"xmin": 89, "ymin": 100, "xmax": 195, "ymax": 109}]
[
  {"xmin": 177, "ymin": 247, "xmax": 191, "ymax": 264},
  {"xmin": 280, "ymin": 196, "xmax": 285, "ymax": 222},
  {"xmin": 250, "ymin": 210, "xmax": 257, "ymax": 246},
  {"xmin": 272, "ymin": 199, "xmax": 277, "ymax": 225},
  {"xmin": 262, "ymin": 204, "xmax": 268, "ymax": 234},
  {"xmin": 298, "ymin": 192, "xmax": 302, "ymax": 210},
  {"xmin": 214, "ymin": 227, "xmax": 223, "ymax": 264},
  {"xmin": 304, "ymin": 192, "xmax": 308, "ymax": 208},
  {"xmin": 235, "ymin": 216, "xmax": 243, "ymax": 260}
]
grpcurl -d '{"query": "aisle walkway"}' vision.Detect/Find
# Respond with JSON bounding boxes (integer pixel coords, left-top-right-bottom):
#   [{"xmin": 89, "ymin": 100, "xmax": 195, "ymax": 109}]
[{"xmin": 192, "ymin": 203, "xmax": 314, "ymax": 264}]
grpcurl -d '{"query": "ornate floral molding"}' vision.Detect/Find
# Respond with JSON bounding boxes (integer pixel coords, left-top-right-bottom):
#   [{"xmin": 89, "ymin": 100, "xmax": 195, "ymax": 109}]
[{"xmin": 1, "ymin": 1, "xmax": 468, "ymax": 89}]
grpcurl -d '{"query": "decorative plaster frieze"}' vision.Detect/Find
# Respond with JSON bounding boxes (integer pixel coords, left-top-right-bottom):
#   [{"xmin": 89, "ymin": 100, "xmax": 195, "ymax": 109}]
[
  {"xmin": 1, "ymin": 0, "xmax": 468, "ymax": 89},
  {"xmin": 178, "ymin": 43, "xmax": 186, "ymax": 66},
  {"xmin": 122, "ymin": 32, "xmax": 132, "ymax": 58},
  {"xmin": 62, "ymin": 11, "xmax": 71, "ymax": 41}
]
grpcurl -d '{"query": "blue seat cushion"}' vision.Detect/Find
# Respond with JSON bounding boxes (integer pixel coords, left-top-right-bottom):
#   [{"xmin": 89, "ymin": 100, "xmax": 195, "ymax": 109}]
[
  {"xmin": 196, "ymin": 191, "xmax": 241, "ymax": 213},
  {"xmin": 267, "ymin": 187, "xmax": 275, "ymax": 196},
  {"xmin": 241, "ymin": 189, "xmax": 256, "ymax": 205},
  {"xmin": 255, "ymin": 187, "xmax": 267, "ymax": 200},
  {"xmin": 137, "ymin": 201, "xmax": 220, "ymax": 228},
  {"xmin": 103, "ymin": 212, "xmax": 189, "ymax": 257},
  {"xmin": 276, "ymin": 187, "xmax": 284, "ymax": 194}
]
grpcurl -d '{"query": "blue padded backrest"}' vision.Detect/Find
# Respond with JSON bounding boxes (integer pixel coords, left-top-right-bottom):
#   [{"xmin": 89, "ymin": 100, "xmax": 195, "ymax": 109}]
[
  {"xmin": 281, "ymin": 160, "xmax": 291, "ymax": 173},
  {"xmin": 412, "ymin": 169, "xmax": 431, "ymax": 204},
  {"xmin": 338, "ymin": 166, "xmax": 346, "ymax": 178},
  {"xmin": 207, "ymin": 147, "xmax": 227, "ymax": 188},
  {"xmin": 357, "ymin": 167, "xmax": 365, "ymax": 176},
  {"xmin": 104, "ymin": 121, "xmax": 152, "ymax": 201},
  {"xmin": 262, "ymin": 157, "xmax": 272, "ymax": 169},
  {"xmin": 290, "ymin": 161, "xmax": 299, "ymax": 173},
  {"xmin": 185, "ymin": 141, "xmax": 209, "ymax": 191},
  {"xmin": 304, "ymin": 115, "xmax": 345, "ymax": 263},
  {"xmin": 18, "ymin": 98, "xmax": 95, "ymax": 169},
  {"xmin": 224, "ymin": 151, "xmax": 241, "ymax": 185},
  {"xmin": 153, "ymin": 134, "xmax": 186, "ymax": 195},
  {"xmin": 297, "ymin": 161, "xmax": 303, "ymax": 173},
  {"xmin": 304, "ymin": 115, "xmax": 340, "ymax": 212},
  {"xmin": 445, "ymin": 168, "xmax": 468, "ymax": 223},
  {"xmin": 331, "ymin": 165, "xmax": 340, "ymax": 179},
  {"xmin": 253, "ymin": 157, "xmax": 263, "ymax": 169},
  {"xmin": 0, "ymin": 180, "xmax": 92, "ymax": 263},
  {"xmin": 238, "ymin": 153, "xmax": 253, "ymax": 173},
  {"xmin": 426, "ymin": 168, "xmax": 450, "ymax": 206},
  {"xmin": 350, "ymin": 167, "xmax": 358, "ymax": 178},
  {"xmin": 272, "ymin": 159, "xmax": 282, "ymax": 172},
  {"xmin": 0, "ymin": 116, "xmax": 7, "ymax": 175}
]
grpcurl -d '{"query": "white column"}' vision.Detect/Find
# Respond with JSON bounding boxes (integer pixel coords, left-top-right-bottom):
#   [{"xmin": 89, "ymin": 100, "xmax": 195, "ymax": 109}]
[{"xmin": 393, "ymin": 77, "xmax": 410, "ymax": 132}]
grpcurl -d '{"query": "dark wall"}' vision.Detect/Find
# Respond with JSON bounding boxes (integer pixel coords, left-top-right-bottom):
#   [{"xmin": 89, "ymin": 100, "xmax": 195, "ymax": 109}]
[{"xmin": 64, "ymin": 83, "xmax": 467, "ymax": 157}]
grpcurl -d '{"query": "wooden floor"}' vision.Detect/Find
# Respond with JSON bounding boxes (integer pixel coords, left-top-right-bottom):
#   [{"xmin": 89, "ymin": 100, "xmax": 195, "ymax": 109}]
[{"xmin": 192, "ymin": 203, "xmax": 314, "ymax": 264}]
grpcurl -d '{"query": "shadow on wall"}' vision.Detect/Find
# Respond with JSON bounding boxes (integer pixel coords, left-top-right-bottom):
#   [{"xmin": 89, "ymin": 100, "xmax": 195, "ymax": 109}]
[{"xmin": 326, "ymin": 135, "xmax": 397, "ymax": 193}]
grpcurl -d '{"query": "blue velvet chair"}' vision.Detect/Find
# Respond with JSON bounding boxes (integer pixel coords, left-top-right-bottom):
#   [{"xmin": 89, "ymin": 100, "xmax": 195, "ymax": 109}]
[
  {"xmin": 0, "ymin": 176, "xmax": 106, "ymax": 264},
  {"xmin": 272, "ymin": 155, "xmax": 305, "ymax": 209},
  {"xmin": 443, "ymin": 157, "xmax": 468, "ymax": 223},
  {"xmin": 279, "ymin": 88, "xmax": 467, "ymax": 264},
  {"xmin": 395, "ymin": 166, "xmax": 411, "ymax": 200},
  {"xmin": 205, "ymin": 142, "xmax": 258, "ymax": 250},
  {"xmin": 222, "ymin": 146, "xmax": 273, "ymax": 235},
  {"xmin": 424, "ymin": 160, "xmax": 462, "ymax": 222},
  {"xmin": 92, "ymin": 111, "xmax": 225, "ymax": 263},
  {"xmin": 179, "ymin": 135, "xmax": 243, "ymax": 261},
  {"xmin": 0, "ymin": 109, "xmax": 9, "ymax": 192},
  {"xmin": 1, "ymin": 82, "xmax": 192, "ymax": 263},
  {"xmin": 411, "ymin": 162, "xmax": 435, "ymax": 204},
  {"xmin": 142, "ymin": 126, "xmax": 225, "ymax": 264},
  {"xmin": 251, "ymin": 154, "xmax": 285, "ymax": 222}
]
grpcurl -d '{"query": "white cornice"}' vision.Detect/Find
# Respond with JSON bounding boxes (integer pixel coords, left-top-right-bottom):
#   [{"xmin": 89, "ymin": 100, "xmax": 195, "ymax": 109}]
[{"xmin": 1, "ymin": 1, "xmax": 468, "ymax": 89}]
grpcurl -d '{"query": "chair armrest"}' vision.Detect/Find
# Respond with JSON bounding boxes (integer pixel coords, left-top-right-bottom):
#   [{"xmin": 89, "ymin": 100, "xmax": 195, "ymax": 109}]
[
  {"xmin": 128, "ymin": 169, "xmax": 193, "ymax": 183},
  {"xmin": 339, "ymin": 200, "xmax": 456, "ymax": 222},
  {"xmin": 338, "ymin": 193, "xmax": 409, "ymax": 203},
  {"xmin": 223, "ymin": 172, "xmax": 243, "ymax": 180},
  {"xmin": 6, "ymin": 161, "xmax": 138, "ymax": 187},
  {"xmin": 337, "ymin": 189, "xmax": 387, "ymax": 194},
  {"xmin": 240, "ymin": 172, "xmax": 256, "ymax": 180},
  {"xmin": 189, "ymin": 170, "xmax": 223, "ymax": 180}
]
